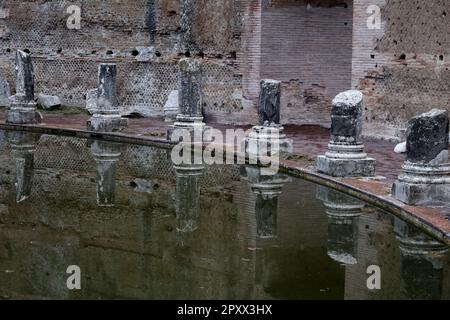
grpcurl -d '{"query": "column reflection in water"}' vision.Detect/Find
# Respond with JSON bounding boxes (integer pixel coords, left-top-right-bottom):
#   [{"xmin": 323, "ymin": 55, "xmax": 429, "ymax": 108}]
[
  {"xmin": 90, "ymin": 140, "xmax": 125, "ymax": 207},
  {"xmin": 6, "ymin": 131, "xmax": 38, "ymax": 203},
  {"xmin": 317, "ymin": 186, "xmax": 364, "ymax": 265},
  {"xmin": 394, "ymin": 217, "xmax": 448, "ymax": 300},
  {"xmin": 244, "ymin": 166, "xmax": 291, "ymax": 239},
  {"xmin": 174, "ymin": 163, "xmax": 204, "ymax": 233}
]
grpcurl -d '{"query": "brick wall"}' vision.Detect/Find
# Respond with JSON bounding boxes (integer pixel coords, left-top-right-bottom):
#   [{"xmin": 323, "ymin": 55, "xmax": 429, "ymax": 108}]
[{"xmin": 352, "ymin": 0, "xmax": 450, "ymax": 139}]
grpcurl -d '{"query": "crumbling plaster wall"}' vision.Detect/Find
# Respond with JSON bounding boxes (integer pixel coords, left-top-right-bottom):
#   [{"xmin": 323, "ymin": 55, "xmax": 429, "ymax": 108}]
[{"xmin": 353, "ymin": 0, "xmax": 450, "ymax": 140}]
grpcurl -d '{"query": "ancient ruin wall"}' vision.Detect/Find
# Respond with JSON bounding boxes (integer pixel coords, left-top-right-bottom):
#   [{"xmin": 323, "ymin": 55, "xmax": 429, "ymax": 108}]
[
  {"xmin": 260, "ymin": 0, "xmax": 353, "ymax": 127},
  {"xmin": 0, "ymin": 0, "xmax": 250, "ymax": 123},
  {"xmin": 353, "ymin": 0, "xmax": 450, "ymax": 139}
]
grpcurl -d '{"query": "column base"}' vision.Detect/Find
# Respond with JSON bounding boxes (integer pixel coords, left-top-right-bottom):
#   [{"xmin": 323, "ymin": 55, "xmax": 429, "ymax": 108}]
[
  {"xmin": 167, "ymin": 121, "xmax": 212, "ymax": 143},
  {"xmin": 392, "ymin": 180, "xmax": 450, "ymax": 206},
  {"xmin": 87, "ymin": 115, "xmax": 128, "ymax": 132},
  {"xmin": 244, "ymin": 125, "xmax": 293, "ymax": 157},
  {"xmin": 316, "ymin": 155, "xmax": 376, "ymax": 177},
  {"xmin": 6, "ymin": 103, "xmax": 41, "ymax": 125}
]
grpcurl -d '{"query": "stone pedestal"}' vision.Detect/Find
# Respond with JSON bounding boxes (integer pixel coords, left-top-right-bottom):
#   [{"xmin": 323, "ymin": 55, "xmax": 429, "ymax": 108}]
[
  {"xmin": 245, "ymin": 80, "xmax": 293, "ymax": 157},
  {"xmin": 167, "ymin": 58, "xmax": 211, "ymax": 143},
  {"xmin": 392, "ymin": 109, "xmax": 450, "ymax": 206},
  {"xmin": 87, "ymin": 64, "xmax": 128, "ymax": 132},
  {"xmin": 316, "ymin": 90, "xmax": 375, "ymax": 177},
  {"xmin": 6, "ymin": 50, "xmax": 40, "ymax": 124},
  {"xmin": 6, "ymin": 131, "xmax": 38, "ymax": 203},
  {"xmin": 90, "ymin": 140, "xmax": 124, "ymax": 206},
  {"xmin": 244, "ymin": 166, "xmax": 291, "ymax": 239},
  {"xmin": 174, "ymin": 163, "xmax": 204, "ymax": 233},
  {"xmin": 317, "ymin": 186, "xmax": 364, "ymax": 265}
]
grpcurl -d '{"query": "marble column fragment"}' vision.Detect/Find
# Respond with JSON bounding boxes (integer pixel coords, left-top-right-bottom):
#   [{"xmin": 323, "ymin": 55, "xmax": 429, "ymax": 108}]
[
  {"xmin": 392, "ymin": 109, "xmax": 450, "ymax": 205},
  {"xmin": 167, "ymin": 58, "xmax": 210, "ymax": 142},
  {"xmin": 6, "ymin": 50, "xmax": 40, "ymax": 124},
  {"xmin": 245, "ymin": 80, "xmax": 293, "ymax": 157},
  {"xmin": 317, "ymin": 186, "xmax": 364, "ymax": 265},
  {"xmin": 90, "ymin": 140, "xmax": 124, "ymax": 206},
  {"xmin": 316, "ymin": 90, "xmax": 375, "ymax": 177},
  {"xmin": 87, "ymin": 64, "xmax": 127, "ymax": 132}
]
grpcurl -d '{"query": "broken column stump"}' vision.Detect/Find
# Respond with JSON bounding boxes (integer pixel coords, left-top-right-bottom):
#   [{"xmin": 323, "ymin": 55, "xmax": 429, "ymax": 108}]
[
  {"xmin": 167, "ymin": 58, "xmax": 211, "ymax": 143},
  {"xmin": 245, "ymin": 79, "xmax": 293, "ymax": 157},
  {"xmin": 87, "ymin": 64, "xmax": 127, "ymax": 132},
  {"xmin": 6, "ymin": 50, "xmax": 41, "ymax": 124},
  {"xmin": 316, "ymin": 90, "xmax": 375, "ymax": 177},
  {"xmin": 392, "ymin": 109, "xmax": 450, "ymax": 206}
]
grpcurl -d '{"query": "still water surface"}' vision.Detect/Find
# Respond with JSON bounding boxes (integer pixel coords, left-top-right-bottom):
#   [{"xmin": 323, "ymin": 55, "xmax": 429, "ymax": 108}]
[{"xmin": 0, "ymin": 130, "xmax": 448, "ymax": 300}]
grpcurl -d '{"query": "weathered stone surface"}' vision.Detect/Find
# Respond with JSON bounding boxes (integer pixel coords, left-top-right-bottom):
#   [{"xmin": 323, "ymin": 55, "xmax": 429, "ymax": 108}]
[
  {"xmin": 14, "ymin": 50, "xmax": 34, "ymax": 102},
  {"xmin": 330, "ymin": 90, "xmax": 363, "ymax": 144},
  {"xmin": 87, "ymin": 64, "xmax": 127, "ymax": 132},
  {"xmin": 258, "ymin": 79, "xmax": 281, "ymax": 126},
  {"xmin": 406, "ymin": 109, "xmax": 449, "ymax": 164},
  {"xmin": 86, "ymin": 88, "xmax": 98, "ymax": 115},
  {"xmin": 180, "ymin": 0, "xmax": 195, "ymax": 51},
  {"xmin": 177, "ymin": 58, "xmax": 203, "ymax": 121},
  {"xmin": 0, "ymin": 77, "xmax": 10, "ymax": 107},
  {"xmin": 163, "ymin": 90, "xmax": 179, "ymax": 122},
  {"xmin": 37, "ymin": 94, "xmax": 61, "ymax": 110},
  {"xmin": 392, "ymin": 109, "xmax": 450, "ymax": 206},
  {"xmin": 6, "ymin": 50, "xmax": 40, "ymax": 124},
  {"xmin": 97, "ymin": 63, "xmax": 119, "ymax": 114},
  {"xmin": 316, "ymin": 90, "xmax": 375, "ymax": 177}
]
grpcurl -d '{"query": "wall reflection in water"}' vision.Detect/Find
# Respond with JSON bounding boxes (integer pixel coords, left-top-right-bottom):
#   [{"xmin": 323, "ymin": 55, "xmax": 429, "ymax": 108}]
[{"xmin": 0, "ymin": 130, "xmax": 448, "ymax": 300}]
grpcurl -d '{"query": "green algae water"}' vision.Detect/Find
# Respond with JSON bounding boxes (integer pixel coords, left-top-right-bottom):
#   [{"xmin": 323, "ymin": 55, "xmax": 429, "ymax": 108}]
[{"xmin": 0, "ymin": 130, "xmax": 448, "ymax": 300}]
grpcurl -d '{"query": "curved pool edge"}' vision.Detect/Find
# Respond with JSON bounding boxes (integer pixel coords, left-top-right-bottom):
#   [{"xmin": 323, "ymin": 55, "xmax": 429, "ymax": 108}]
[
  {"xmin": 1, "ymin": 122, "xmax": 449, "ymax": 245},
  {"xmin": 280, "ymin": 161, "xmax": 450, "ymax": 245}
]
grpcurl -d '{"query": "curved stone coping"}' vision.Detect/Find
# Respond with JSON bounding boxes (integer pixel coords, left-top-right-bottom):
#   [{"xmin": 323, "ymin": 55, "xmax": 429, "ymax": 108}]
[{"xmin": 1, "ymin": 122, "xmax": 449, "ymax": 245}]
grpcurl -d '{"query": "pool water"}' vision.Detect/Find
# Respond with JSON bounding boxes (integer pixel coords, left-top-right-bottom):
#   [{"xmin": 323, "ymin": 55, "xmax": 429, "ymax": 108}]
[{"xmin": 0, "ymin": 130, "xmax": 448, "ymax": 300}]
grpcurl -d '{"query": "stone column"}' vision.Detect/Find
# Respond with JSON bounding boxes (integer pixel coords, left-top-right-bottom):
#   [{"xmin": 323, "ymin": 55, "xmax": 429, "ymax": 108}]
[
  {"xmin": 316, "ymin": 186, "xmax": 364, "ymax": 265},
  {"xmin": 87, "ymin": 64, "xmax": 128, "ymax": 132},
  {"xmin": 90, "ymin": 140, "xmax": 124, "ymax": 206},
  {"xmin": 167, "ymin": 58, "xmax": 210, "ymax": 142},
  {"xmin": 244, "ymin": 166, "xmax": 290, "ymax": 239},
  {"xmin": 174, "ymin": 163, "xmax": 204, "ymax": 233},
  {"xmin": 394, "ymin": 217, "xmax": 448, "ymax": 299},
  {"xmin": 6, "ymin": 50, "xmax": 40, "ymax": 124},
  {"xmin": 245, "ymin": 79, "xmax": 293, "ymax": 157},
  {"xmin": 392, "ymin": 109, "xmax": 450, "ymax": 205},
  {"xmin": 6, "ymin": 131, "xmax": 38, "ymax": 203},
  {"xmin": 316, "ymin": 90, "xmax": 375, "ymax": 177}
]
